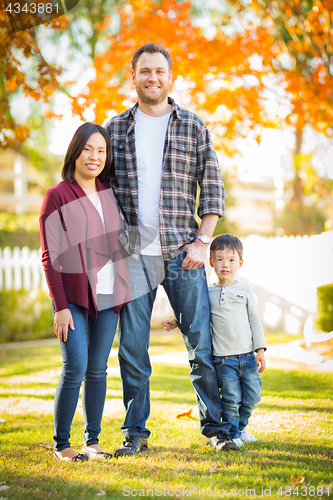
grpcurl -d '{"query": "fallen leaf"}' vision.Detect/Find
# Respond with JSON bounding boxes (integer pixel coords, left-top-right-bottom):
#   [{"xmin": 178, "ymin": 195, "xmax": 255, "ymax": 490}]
[
  {"xmin": 176, "ymin": 409, "xmax": 193, "ymax": 419},
  {"xmin": 0, "ymin": 486, "xmax": 9, "ymax": 491},
  {"xmin": 208, "ymin": 463, "xmax": 224, "ymax": 473},
  {"xmin": 97, "ymin": 491, "xmax": 106, "ymax": 497},
  {"xmin": 291, "ymin": 475, "xmax": 305, "ymax": 484}
]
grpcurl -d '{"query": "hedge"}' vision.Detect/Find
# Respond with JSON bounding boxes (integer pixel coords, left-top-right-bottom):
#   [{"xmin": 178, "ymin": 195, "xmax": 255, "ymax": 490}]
[
  {"xmin": 316, "ymin": 283, "xmax": 333, "ymax": 333},
  {"xmin": 0, "ymin": 289, "xmax": 53, "ymax": 343}
]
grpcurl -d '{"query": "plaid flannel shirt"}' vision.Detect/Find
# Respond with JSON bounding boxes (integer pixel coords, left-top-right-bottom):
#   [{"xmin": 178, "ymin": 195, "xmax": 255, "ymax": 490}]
[{"xmin": 105, "ymin": 97, "xmax": 225, "ymax": 261}]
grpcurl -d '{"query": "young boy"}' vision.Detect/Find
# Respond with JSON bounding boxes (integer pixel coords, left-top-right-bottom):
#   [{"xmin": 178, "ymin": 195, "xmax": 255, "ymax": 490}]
[{"xmin": 162, "ymin": 234, "xmax": 266, "ymax": 447}]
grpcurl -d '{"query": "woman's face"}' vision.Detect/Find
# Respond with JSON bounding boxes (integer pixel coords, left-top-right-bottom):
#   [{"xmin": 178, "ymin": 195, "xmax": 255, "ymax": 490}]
[{"xmin": 74, "ymin": 132, "xmax": 107, "ymax": 184}]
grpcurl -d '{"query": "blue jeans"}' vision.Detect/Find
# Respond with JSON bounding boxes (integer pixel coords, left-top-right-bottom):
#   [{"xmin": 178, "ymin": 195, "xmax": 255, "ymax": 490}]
[
  {"xmin": 213, "ymin": 353, "xmax": 262, "ymax": 439},
  {"xmin": 53, "ymin": 303, "xmax": 118, "ymax": 451},
  {"xmin": 118, "ymin": 251, "xmax": 230, "ymax": 438}
]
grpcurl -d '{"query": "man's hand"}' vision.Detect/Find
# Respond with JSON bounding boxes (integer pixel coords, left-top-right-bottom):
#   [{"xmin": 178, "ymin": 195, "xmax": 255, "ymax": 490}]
[
  {"xmin": 181, "ymin": 214, "xmax": 218, "ymax": 271},
  {"xmin": 182, "ymin": 239, "xmax": 208, "ymax": 270},
  {"xmin": 53, "ymin": 308, "xmax": 75, "ymax": 343},
  {"xmin": 256, "ymin": 349, "xmax": 266, "ymax": 373}
]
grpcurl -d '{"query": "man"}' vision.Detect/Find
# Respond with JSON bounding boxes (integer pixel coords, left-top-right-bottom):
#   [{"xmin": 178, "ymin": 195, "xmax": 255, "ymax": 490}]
[{"xmin": 105, "ymin": 43, "xmax": 238, "ymax": 456}]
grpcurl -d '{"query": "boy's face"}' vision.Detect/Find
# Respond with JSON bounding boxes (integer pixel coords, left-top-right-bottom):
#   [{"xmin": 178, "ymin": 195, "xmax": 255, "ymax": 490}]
[{"xmin": 209, "ymin": 248, "xmax": 243, "ymax": 285}]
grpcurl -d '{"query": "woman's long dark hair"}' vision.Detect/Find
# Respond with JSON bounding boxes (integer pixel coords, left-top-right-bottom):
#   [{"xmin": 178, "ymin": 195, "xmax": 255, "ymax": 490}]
[{"xmin": 61, "ymin": 123, "xmax": 112, "ymax": 183}]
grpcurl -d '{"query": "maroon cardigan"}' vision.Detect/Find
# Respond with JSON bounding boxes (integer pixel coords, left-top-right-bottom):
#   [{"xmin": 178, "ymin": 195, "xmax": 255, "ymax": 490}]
[{"xmin": 39, "ymin": 178, "xmax": 131, "ymax": 317}]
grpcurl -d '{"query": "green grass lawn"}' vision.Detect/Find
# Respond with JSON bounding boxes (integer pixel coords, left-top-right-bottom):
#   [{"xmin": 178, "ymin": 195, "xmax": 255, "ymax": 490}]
[{"xmin": 0, "ymin": 336, "xmax": 332, "ymax": 500}]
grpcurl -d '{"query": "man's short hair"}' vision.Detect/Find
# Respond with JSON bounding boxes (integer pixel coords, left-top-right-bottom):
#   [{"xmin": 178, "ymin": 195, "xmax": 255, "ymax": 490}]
[
  {"xmin": 131, "ymin": 43, "xmax": 173, "ymax": 72},
  {"xmin": 210, "ymin": 234, "xmax": 243, "ymax": 260}
]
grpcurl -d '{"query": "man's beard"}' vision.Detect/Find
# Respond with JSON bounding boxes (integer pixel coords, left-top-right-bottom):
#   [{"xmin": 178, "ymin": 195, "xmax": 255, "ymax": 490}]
[{"xmin": 136, "ymin": 84, "xmax": 169, "ymax": 105}]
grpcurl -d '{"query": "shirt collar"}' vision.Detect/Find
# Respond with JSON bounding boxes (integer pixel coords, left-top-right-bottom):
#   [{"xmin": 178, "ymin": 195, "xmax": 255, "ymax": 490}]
[{"xmin": 125, "ymin": 97, "xmax": 183, "ymax": 121}]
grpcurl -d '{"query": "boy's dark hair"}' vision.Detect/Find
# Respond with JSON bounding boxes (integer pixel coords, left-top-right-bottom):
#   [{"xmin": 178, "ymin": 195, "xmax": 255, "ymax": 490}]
[
  {"xmin": 210, "ymin": 234, "xmax": 243, "ymax": 260},
  {"xmin": 61, "ymin": 123, "xmax": 112, "ymax": 183},
  {"xmin": 131, "ymin": 43, "xmax": 173, "ymax": 72}
]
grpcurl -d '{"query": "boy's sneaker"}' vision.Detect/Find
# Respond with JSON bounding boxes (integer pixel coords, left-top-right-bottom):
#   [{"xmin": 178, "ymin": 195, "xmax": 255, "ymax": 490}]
[
  {"xmin": 233, "ymin": 438, "xmax": 244, "ymax": 447},
  {"xmin": 240, "ymin": 428, "xmax": 257, "ymax": 443},
  {"xmin": 206, "ymin": 431, "xmax": 239, "ymax": 451}
]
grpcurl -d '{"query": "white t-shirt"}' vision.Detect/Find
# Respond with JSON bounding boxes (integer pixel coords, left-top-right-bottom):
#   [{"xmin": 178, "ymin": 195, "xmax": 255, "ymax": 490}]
[
  {"xmin": 95, "ymin": 195, "xmax": 114, "ymax": 294},
  {"xmin": 135, "ymin": 107, "xmax": 170, "ymax": 256}
]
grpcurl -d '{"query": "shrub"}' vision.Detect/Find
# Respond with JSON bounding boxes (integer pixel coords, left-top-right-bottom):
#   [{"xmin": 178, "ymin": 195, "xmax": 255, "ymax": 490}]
[
  {"xmin": 0, "ymin": 289, "xmax": 53, "ymax": 343},
  {"xmin": 316, "ymin": 283, "xmax": 333, "ymax": 333}
]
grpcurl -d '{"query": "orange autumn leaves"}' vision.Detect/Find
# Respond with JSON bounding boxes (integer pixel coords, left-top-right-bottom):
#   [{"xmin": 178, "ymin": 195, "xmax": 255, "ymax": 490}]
[
  {"xmin": 71, "ymin": 0, "xmax": 333, "ymax": 152},
  {"xmin": 230, "ymin": 0, "xmax": 333, "ymax": 135},
  {"xmin": 176, "ymin": 408, "xmax": 193, "ymax": 419},
  {"xmin": 71, "ymin": 0, "xmax": 275, "ymax": 148},
  {"xmin": 1, "ymin": 15, "xmax": 68, "ymax": 148}
]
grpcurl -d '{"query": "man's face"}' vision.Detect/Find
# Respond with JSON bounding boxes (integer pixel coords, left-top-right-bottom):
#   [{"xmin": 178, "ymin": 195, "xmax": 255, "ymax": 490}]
[{"xmin": 132, "ymin": 52, "xmax": 172, "ymax": 106}]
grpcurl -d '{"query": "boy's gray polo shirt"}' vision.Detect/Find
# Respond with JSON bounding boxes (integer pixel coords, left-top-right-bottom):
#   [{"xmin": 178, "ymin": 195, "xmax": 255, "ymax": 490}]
[{"xmin": 209, "ymin": 281, "xmax": 267, "ymax": 357}]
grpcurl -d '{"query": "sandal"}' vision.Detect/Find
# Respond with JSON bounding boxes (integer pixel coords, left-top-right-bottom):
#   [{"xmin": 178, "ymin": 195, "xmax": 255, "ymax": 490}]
[
  {"xmin": 54, "ymin": 451, "xmax": 89, "ymax": 462},
  {"xmin": 81, "ymin": 444, "xmax": 113, "ymax": 459}
]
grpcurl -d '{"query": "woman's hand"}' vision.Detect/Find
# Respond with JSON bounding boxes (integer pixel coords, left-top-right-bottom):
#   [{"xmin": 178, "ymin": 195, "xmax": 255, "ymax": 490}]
[
  {"xmin": 161, "ymin": 318, "xmax": 178, "ymax": 331},
  {"xmin": 53, "ymin": 309, "xmax": 75, "ymax": 342}
]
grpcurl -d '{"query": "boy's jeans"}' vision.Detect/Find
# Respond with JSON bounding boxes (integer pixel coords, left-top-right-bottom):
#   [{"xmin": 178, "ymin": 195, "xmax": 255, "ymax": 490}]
[
  {"xmin": 213, "ymin": 352, "xmax": 262, "ymax": 439},
  {"xmin": 118, "ymin": 251, "xmax": 230, "ymax": 439}
]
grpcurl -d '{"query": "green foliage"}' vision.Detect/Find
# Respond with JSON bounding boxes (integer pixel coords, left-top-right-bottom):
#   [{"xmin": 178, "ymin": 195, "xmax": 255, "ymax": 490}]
[
  {"xmin": 316, "ymin": 283, "xmax": 333, "ymax": 333},
  {"xmin": 0, "ymin": 230, "xmax": 40, "ymax": 250},
  {"xmin": 274, "ymin": 201, "xmax": 326, "ymax": 236},
  {"xmin": 0, "ymin": 212, "xmax": 40, "ymax": 249},
  {"xmin": 213, "ymin": 170, "xmax": 237, "ymax": 236},
  {"xmin": 0, "ymin": 289, "xmax": 53, "ymax": 343},
  {"xmin": 23, "ymin": 108, "xmax": 63, "ymax": 187}
]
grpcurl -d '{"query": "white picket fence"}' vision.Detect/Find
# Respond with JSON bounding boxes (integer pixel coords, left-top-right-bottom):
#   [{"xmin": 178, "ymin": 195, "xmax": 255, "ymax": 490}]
[{"xmin": 0, "ymin": 247, "xmax": 47, "ymax": 292}]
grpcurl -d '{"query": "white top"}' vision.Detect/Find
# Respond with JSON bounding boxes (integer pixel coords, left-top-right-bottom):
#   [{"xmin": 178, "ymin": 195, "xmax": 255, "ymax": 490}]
[
  {"xmin": 95, "ymin": 196, "xmax": 115, "ymax": 294},
  {"xmin": 135, "ymin": 107, "xmax": 170, "ymax": 255},
  {"xmin": 209, "ymin": 281, "xmax": 266, "ymax": 356}
]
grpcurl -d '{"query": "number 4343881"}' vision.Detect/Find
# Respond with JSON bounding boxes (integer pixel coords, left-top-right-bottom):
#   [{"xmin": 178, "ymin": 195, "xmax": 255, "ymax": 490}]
[
  {"xmin": 277, "ymin": 486, "xmax": 330, "ymax": 496},
  {"xmin": 6, "ymin": 3, "xmax": 59, "ymax": 14}
]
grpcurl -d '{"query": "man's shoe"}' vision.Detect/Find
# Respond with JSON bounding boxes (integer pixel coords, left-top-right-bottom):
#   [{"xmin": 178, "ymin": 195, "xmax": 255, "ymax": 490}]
[
  {"xmin": 114, "ymin": 436, "xmax": 148, "ymax": 457},
  {"xmin": 206, "ymin": 431, "xmax": 239, "ymax": 451}
]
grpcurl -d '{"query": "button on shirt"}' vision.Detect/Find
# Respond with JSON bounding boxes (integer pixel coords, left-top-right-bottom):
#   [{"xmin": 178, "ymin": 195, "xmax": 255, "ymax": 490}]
[{"xmin": 105, "ymin": 97, "xmax": 225, "ymax": 260}]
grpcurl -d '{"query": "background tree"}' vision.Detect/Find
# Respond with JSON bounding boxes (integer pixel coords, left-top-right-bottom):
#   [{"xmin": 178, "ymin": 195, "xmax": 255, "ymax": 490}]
[
  {"xmin": 229, "ymin": 0, "xmax": 333, "ymax": 233},
  {"xmin": 71, "ymin": 0, "xmax": 281, "ymax": 151},
  {"xmin": 0, "ymin": 12, "xmax": 69, "ymax": 149}
]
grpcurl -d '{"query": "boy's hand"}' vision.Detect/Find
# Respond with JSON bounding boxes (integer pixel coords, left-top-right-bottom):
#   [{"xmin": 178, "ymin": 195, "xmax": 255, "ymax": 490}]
[
  {"xmin": 256, "ymin": 349, "xmax": 266, "ymax": 373},
  {"xmin": 161, "ymin": 318, "xmax": 178, "ymax": 331}
]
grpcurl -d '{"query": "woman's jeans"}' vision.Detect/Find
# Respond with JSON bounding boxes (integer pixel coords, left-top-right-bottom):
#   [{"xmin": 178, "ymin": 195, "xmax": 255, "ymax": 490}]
[
  {"xmin": 213, "ymin": 352, "xmax": 262, "ymax": 439},
  {"xmin": 118, "ymin": 252, "xmax": 230, "ymax": 439},
  {"xmin": 53, "ymin": 303, "xmax": 118, "ymax": 451}
]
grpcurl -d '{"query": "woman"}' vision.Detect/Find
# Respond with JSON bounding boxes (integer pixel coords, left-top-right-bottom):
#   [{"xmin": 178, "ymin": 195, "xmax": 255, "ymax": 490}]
[{"xmin": 40, "ymin": 123, "xmax": 130, "ymax": 461}]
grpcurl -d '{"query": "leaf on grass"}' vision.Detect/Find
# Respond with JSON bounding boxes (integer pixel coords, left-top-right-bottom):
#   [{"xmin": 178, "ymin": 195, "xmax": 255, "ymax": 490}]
[
  {"xmin": 0, "ymin": 486, "xmax": 9, "ymax": 492},
  {"xmin": 291, "ymin": 475, "xmax": 305, "ymax": 484},
  {"xmin": 208, "ymin": 463, "xmax": 224, "ymax": 473},
  {"xmin": 176, "ymin": 409, "xmax": 193, "ymax": 419},
  {"xmin": 97, "ymin": 491, "xmax": 106, "ymax": 497}
]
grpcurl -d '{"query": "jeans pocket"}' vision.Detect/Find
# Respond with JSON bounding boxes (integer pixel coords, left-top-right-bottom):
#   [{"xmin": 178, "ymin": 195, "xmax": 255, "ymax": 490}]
[{"xmin": 213, "ymin": 356, "xmax": 225, "ymax": 367}]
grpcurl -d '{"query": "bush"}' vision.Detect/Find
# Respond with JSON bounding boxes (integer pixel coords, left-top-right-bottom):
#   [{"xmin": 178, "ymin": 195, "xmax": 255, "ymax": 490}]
[
  {"xmin": 316, "ymin": 283, "xmax": 333, "ymax": 333},
  {"xmin": 0, "ymin": 289, "xmax": 53, "ymax": 343}
]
